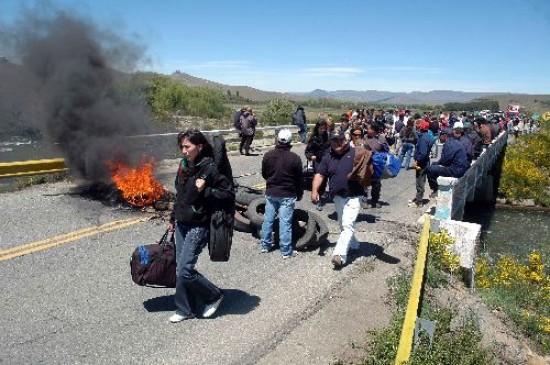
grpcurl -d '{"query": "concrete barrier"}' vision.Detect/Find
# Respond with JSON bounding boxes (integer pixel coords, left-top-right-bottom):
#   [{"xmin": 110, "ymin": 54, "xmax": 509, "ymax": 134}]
[{"xmin": 0, "ymin": 158, "xmax": 68, "ymax": 178}]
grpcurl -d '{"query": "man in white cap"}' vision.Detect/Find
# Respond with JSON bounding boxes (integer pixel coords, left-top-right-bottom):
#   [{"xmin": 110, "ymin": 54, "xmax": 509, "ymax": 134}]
[
  {"xmin": 260, "ymin": 129, "xmax": 304, "ymax": 258},
  {"xmin": 452, "ymin": 121, "xmax": 474, "ymax": 164}
]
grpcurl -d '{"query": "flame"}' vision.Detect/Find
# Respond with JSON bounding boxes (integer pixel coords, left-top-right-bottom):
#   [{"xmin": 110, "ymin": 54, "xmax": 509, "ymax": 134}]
[{"xmin": 108, "ymin": 158, "xmax": 165, "ymax": 207}]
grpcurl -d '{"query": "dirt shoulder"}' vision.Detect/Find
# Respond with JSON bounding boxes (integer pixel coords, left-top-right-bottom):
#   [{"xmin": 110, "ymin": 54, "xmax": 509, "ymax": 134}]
[{"xmin": 254, "ymin": 233, "xmax": 417, "ymax": 365}]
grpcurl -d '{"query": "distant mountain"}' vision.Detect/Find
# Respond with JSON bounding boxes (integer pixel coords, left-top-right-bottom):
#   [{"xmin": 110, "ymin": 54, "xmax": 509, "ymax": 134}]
[
  {"xmin": 170, "ymin": 71, "xmax": 287, "ymax": 102},
  {"xmin": 293, "ymin": 89, "xmax": 500, "ymax": 105},
  {"xmin": 170, "ymin": 72, "xmax": 536, "ymax": 106}
]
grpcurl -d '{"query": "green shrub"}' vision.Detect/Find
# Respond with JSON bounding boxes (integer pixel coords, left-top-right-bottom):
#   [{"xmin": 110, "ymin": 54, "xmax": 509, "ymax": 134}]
[
  {"xmin": 499, "ymin": 121, "xmax": 550, "ymax": 204},
  {"xmin": 361, "ymin": 271, "xmax": 493, "ymax": 365},
  {"xmin": 261, "ymin": 98, "xmax": 295, "ymax": 126},
  {"xmin": 130, "ymin": 73, "xmax": 229, "ymax": 121}
]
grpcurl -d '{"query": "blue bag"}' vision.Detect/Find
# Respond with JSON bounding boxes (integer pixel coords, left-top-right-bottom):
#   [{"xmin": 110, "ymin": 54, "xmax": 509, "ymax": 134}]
[{"xmin": 372, "ymin": 151, "xmax": 401, "ymax": 179}]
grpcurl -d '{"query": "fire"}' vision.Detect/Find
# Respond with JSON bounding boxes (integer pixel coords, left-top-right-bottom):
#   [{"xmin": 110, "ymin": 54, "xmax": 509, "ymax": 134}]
[{"xmin": 108, "ymin": 158, "xmax": 165, "ymax": 207}]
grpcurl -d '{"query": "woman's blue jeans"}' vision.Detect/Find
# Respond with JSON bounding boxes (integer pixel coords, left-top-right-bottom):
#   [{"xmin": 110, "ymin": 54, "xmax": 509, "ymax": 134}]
[
  {"xmin": 261, "ymin": 196, "xmax": 296, "ymax": 256},
  {"xmin": 174, "ymin": 222, "xmax": 221, "ymax": 316}
]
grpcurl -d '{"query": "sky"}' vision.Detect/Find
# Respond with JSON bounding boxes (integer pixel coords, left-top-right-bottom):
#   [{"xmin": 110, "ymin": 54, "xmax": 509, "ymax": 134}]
[{"xmin": 2, "ymin": 0, "xmax": 550, "ymax": 94}]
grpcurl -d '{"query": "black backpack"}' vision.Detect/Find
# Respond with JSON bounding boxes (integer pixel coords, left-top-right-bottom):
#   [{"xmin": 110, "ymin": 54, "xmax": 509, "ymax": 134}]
[
  {"xmin": 205, "ymin": 133, "xmax": 235, "ymax": 262},
  {"xmin": 233, "ymin": 110, "xmax": 243, "ymax": 130}
]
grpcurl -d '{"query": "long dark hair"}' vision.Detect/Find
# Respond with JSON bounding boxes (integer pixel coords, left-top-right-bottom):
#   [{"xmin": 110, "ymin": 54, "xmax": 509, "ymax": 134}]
[
  {"xmin": 309, "ymin": 119, "xmax": 328, "ymax": 142},
  {"xmin": 177, "ymin": 129, "xmax": 214, "ymax": 161}
]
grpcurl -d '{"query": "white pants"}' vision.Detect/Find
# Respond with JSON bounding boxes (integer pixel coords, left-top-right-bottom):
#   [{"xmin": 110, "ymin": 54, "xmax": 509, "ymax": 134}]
[{"xmin": 333, "ymin": 195, "xmax": 361, "ymax": 262}]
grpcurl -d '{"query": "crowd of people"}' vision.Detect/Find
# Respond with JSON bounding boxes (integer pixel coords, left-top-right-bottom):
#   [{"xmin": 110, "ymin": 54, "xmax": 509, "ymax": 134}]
[{"xmin": 165, "ymin": 105, "xmax": 532, "ymax": 322}]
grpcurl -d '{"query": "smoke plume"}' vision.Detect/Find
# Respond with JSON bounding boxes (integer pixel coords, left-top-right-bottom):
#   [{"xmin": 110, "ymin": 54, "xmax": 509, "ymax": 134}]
[{"xmin": 0, "ymin": 7, "xmax": 153, "ymax": 181}]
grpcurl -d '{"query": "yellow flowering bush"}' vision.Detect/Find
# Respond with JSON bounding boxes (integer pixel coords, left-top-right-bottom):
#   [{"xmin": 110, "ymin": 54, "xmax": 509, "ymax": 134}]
[
  {"xmin": 500, "ymin": 157, "xmax": 548, "ymax": 201},
  {"xmin": 499, "ymin": 122, "xmax": 550, "ymax": 204},
  {"xmin": 475, "ymin": 250, "xmax": 550, "ymax": 352},
  {"xmin": 429, "ymin": 230, "xmax": 461, "ymax": 273}
]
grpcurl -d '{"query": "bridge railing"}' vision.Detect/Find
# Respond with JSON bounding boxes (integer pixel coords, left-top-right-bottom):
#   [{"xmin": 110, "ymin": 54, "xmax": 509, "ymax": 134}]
[
  {"xmin": 0, "ymin": 125, "xmax": 303, "ymax": 178},
  {"xmin": 449, "ymin": 132, "xmax": 508, "ymax": 220}
]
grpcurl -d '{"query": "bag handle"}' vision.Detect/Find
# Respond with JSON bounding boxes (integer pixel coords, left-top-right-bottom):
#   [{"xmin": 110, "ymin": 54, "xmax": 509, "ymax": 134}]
[
  {"xmin": 158, "ymin": 229, "xmax": 170, "ymax": 245},
  {"xmin": 158, "ymin": 229, "xmax": 175, "ymax": 256}
]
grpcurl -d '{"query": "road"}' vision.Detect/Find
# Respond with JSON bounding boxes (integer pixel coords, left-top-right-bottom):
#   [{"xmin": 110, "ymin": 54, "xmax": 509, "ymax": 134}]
[{"xmin": 0, "ymin": 144, "xmax": 424, "ymax": 364}]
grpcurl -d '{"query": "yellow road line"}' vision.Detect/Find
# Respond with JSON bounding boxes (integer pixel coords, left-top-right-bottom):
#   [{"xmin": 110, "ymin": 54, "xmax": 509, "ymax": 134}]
[
  {"xmin": 0, "ymin": 217, "xmax": 148, "ymax": 261},
  {"xmin": 0, "ymin": 218, "xmax": 137, "ymax": 256},
  {"xmin": 394, "ymin": 216, "xmax": 431, "ymax": 365},
  {"xmin": 251, "ymin": 182, "xmax": 266, "ymax": 190}
]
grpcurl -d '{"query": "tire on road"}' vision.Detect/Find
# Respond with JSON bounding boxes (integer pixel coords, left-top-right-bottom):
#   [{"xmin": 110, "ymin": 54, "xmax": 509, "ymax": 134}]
[
  {"xmin": 247, "ymin": 197, "xmax": 266, "ymax": 228},
  {"xmin": 293, "ymin": 209, "xmax": 316, "ymax": 250},
  {"xmin": 306, "ymin": 211, "xmax": 329, "ymax": 249},
  {"xmin": 247, "ymin": 201, "xmax": 315, "ymax": 250},
  {"xmin": 233, "ymin": 210, "xmax": 252, "ymax": 233},
  {"xmin": 235, "ymin": 186, "xmax": 264, "ymax": 207}
]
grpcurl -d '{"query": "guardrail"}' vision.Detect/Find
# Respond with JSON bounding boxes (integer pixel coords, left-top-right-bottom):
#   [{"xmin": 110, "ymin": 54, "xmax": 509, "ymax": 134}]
[
  {"xmin": 0, "ymin": 158, "xmax": 68, "ymax": 178},
  {"xmin": 0, "ymin": 125, "xmax": 303, "ymax": 178},
  {"xmin": 449, "ymin": 132, "xmax": 507, "ymax": 220},
  {"xmin": 394, "ymin": 216, "xmax": 431, "ymax": 365}
]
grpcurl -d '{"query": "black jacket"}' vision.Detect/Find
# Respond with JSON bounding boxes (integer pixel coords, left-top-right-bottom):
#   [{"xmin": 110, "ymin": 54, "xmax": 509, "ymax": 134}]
[
  {"xmin": 171, "ymin": 157, "xmax": 234, "ymax": 226},
  {"xmin": 292, "ymin": 109, "xmax": 306, "ymax": 126},
  {"xmin": 465, "ymin": 130, "xmax": 483, "ymax": 158},
  {"xmin": 262, "ymin": 144, "xmax": 304, "ymax": 200},
  {"xmin": 305, "ymin": 134, "xmax": 330, "ymax": 161}
]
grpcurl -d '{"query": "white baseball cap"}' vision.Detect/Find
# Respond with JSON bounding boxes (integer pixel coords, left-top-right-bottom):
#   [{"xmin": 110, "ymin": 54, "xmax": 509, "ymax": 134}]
[
  {"xmin": 277, "ymin": 129, "xmax": 292, "ymax": 144},
  {"xmin": 453, "ymin": 121, "xmax": 464, "ymax": 130}
]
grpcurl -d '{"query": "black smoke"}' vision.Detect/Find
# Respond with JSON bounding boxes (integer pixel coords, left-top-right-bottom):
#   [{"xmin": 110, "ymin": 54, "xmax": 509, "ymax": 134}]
[{"xmin": 0, "ymin": 7, "xmax": 153, "ymax": 181}]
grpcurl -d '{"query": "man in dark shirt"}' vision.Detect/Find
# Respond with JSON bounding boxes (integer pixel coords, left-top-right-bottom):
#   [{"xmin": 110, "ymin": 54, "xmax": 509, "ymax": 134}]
[
  {"xmin": 311, "ymin": 132, "xmax": 364, "ymax": 269},
  {"xmin": 425, "ymin": 128, "xmax": 469, "ymax": 198},
  {"xmin": 452, "ymin": 122, "xmax": 474, "ymax": 164},
  {"xmin": 261, "ymin": 129, "xmax": 303, "ymax": 258},
  {"xmin": 410, "ymin": 121, "xmax": 434, "ymax": 207},
  {"xmin": 239, "ymin": 107, "xmax": 257, "ymax": 155}
]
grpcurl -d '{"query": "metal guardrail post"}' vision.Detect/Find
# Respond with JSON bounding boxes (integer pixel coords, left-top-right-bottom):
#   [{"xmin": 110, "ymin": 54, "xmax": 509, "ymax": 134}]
[
  {"xmin": 0, "ymin": 125, "xmax": 307, "ymax": 179},
  {"xmin": 394, "ymin": 216, "xmax": 431, "ymax": 365}
]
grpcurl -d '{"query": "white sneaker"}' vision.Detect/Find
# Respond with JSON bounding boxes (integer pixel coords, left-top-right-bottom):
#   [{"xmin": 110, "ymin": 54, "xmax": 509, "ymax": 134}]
[
  {"xmin": 203, "ymin": 295, "xmax": 223, "ymax": 318},
  {"xmin": 169, "ymin": 312, "xmax": 194, "ymax": 323},
  {"xmin": 282, "ymin": 252, "xmax": 298, "ymax": 259}
]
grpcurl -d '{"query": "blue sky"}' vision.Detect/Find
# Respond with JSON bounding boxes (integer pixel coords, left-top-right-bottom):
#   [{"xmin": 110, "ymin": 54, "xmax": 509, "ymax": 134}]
[{"xmin": 2, "ymin": 0, "xmax": 550, "ymax": 93}]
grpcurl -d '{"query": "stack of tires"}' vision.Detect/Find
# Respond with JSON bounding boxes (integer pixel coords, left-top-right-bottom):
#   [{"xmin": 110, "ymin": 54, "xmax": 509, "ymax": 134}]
[{"xmin": 233, "ymin": 186, "xmax": 328, "ymax": 250}]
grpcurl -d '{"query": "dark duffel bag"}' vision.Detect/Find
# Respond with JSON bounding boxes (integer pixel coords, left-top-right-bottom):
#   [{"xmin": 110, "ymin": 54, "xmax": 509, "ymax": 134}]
[{"xmin": 130, "ymin": 230, "xmax": 176, "ymax": 288}]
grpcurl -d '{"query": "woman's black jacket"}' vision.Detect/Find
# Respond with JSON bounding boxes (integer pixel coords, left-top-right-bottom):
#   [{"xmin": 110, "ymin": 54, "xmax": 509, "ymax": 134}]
[
  {"xmin": 305, "ymin": 134, "xmax": 330, "ymax": 161},
  {"xmin": 170, "ymin": 157, "xmax": 234, "ymax": 226}
]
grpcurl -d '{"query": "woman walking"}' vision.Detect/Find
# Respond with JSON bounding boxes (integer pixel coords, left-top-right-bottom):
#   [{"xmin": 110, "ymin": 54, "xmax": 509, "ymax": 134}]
[{"xmin": 168, "ymin": 129, "xmax": 234, "ymax": 323}]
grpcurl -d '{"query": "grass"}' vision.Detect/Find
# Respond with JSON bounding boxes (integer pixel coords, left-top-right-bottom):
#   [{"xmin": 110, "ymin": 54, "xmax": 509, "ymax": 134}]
[
  {"xmin": 0, "ymin": 173, "xmax": 68, "ymax": 193},
  {"xmin": 475, "ymin": 251, "xmax": 550, "ymax": 354},
  {"xmin": 342, "ymin": 230, "xmax": 495, "ymax": 365},
  {"xmin": 357, "ymin": 270, "xmax": 494, "ymax": 365}
]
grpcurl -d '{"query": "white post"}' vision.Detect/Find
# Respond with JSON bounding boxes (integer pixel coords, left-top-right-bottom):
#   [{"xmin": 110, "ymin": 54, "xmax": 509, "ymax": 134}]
[{"xmin": 434, "ymin": 177, "xmax": 458, "ymax": 221}]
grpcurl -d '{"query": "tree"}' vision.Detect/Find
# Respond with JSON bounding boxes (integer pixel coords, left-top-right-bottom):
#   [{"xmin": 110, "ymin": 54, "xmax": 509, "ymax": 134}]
[{"xmin": 262, "ymin": 98, "xmax": 295, "ymax": 126}]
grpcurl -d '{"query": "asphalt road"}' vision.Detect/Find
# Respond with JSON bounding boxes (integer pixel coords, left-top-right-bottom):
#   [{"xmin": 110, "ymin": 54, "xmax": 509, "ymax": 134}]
[{"xmin": 0, "ymin": 144, "xmax": 425, "ymax": 364}]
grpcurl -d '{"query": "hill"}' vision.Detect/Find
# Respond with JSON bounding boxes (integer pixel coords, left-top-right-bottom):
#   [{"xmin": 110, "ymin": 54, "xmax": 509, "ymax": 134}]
[
  {"xmin": 168, "ymin": 71, "xmax": 550, "ymax": 111},
  {"xmin": 170, "ymin": 71, "xmax": 291, "ymax": 102}
]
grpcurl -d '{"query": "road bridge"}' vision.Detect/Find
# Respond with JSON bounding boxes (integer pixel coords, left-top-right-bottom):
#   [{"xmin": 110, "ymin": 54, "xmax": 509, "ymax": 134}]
[{"xmin": 0, "ymin": 134, "xmax": 507, "ymax": 364}]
